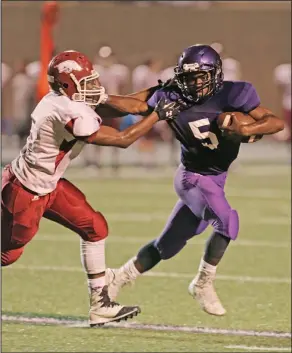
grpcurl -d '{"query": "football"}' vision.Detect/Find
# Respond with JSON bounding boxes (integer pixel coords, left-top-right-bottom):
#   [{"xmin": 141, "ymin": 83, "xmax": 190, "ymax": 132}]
[{"xmin": 217, "ymin": 112, "xmax": 263, "ymax": 143}]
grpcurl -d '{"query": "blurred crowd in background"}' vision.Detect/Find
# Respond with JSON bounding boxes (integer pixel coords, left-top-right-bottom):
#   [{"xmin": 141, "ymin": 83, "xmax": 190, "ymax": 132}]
[{"xmin": 1, "ymin": 1, "xmax": 291, "ymax": 170}]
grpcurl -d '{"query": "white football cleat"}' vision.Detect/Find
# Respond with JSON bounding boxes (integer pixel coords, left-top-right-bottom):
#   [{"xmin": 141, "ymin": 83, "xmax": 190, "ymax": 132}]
[
  {"xmin": 89, "ymin": 285, "xmax": 140, "ymax": 327},
  {"xmin": 105, "ymin": 268, "xmax": 133, "ymax": 301},
  {"xmin": 188, "ymin": 271, "xmax": 226, "ymax": 316}
]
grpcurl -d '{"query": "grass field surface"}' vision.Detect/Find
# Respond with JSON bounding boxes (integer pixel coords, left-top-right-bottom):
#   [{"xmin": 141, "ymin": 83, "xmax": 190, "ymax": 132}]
[{"xmin": 2, "ymin": 163, "xmax": 291, "ymax": 352}]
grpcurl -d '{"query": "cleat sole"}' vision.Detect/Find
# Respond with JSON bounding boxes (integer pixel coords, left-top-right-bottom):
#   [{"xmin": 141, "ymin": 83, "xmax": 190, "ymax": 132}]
[{"xmin": 90, "ymin": 307, "xmax": 141, "ymax": 327}]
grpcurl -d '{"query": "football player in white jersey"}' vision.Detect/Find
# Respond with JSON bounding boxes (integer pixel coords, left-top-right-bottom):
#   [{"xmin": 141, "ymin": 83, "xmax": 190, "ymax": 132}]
[{"xmin": 1, "ymin": 50, "xmax": 184, "ymax": 327}]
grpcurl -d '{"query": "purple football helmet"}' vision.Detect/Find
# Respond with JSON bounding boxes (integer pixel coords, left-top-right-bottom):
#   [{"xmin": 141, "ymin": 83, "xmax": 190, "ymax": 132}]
[{"xmin": 174, "ymin": 44, "xmax": 224, "ymax": 103}]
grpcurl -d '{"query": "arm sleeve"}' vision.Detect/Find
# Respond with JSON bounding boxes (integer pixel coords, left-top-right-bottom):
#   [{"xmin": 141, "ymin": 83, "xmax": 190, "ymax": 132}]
[
  {"xmin": 65, "ymin": 102, "xmax": 102, "ymax": 137},
  {"xmin": 228, "ymin": 82, "xmax": 261, "ymax": 113},
  {"xmin": 147, "ymin": 90, "xmax": 164, "ymax": 109}
]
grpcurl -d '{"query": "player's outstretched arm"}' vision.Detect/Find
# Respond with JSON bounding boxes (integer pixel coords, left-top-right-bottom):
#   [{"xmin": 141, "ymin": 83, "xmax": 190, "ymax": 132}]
[
  {"xmin": 96, "ymin": 95, "xmax": 153, "ymax": 119},
  {"xmin": 126, "ymin": 79, "xmax": 176, "ymax": 101},
  {"xmin": 96, "ymin": 79, "xmax": 176, "ymax": 118},
  {"xmin": 83, "ymin": 98, "xmax": 181, "ymax": 148},
  {"xmin": 106, "ymin": 95, "xmax": 152, "ymax": 115},
  {"xmin": 126, "ymin": 84, "xmax": 161, "ymax": 102}
]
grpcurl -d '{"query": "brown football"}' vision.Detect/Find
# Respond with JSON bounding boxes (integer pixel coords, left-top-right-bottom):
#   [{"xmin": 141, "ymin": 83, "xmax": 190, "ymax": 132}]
[{"xmin": 217, "ymin": 112, "xmax": 263, "ymax": 143}]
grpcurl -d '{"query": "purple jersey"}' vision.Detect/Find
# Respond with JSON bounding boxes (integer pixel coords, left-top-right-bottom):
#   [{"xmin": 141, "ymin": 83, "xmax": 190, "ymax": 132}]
[{"xmin": 147, "ymin": 81, "xmax": 260, "ymax": 175}]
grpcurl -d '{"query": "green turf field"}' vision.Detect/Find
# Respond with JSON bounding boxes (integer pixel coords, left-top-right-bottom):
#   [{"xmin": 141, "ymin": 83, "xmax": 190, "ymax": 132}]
[{"xmin": 2, "ymin": 164, "xmax": 291, "ymax": 352}]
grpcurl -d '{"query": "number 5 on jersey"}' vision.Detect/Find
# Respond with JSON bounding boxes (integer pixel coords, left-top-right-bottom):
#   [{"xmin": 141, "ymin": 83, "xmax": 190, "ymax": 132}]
[{"xmin": 188, "ymin": 119, "xmax": 219, "ymax": 150}]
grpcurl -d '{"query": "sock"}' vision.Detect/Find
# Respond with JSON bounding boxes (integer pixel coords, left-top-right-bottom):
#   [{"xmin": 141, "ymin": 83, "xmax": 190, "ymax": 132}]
[
  {"xmin": 88, "ymin": 276, "xmax": 105, "ymax": 290},
  {"xmin": 80, "ymin": 239, "xmax": 106, "ymax": 291},
  {"xmin": 80, "ymin": 239, "xmax": 106, "ymax": 274},
  {"xmin": 198, "ymin": 258, "xmax": 217, "ymax": 275},
  {"xmin": 204, "ymin": 232, "xmax": 230, "ymax": 266},
  {"xmin": 121, "ymin": 257, "xmax": 141, "ymax": 281},
  {"xmin": 136, "ymin": 240, "xmax": 161, "ymax": 272}
]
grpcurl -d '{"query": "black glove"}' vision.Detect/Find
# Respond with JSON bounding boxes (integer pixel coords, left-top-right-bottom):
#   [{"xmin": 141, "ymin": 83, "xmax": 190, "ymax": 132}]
[
  {"xmin": 154, "ymin": 97, "xmax": 182, "ymax": 121},
  {"xmin": 158, "ymin": 77, "xmax": 177, "ymax": 89}
]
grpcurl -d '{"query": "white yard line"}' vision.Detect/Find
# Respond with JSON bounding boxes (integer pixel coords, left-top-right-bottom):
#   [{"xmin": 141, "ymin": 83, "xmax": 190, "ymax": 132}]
[
  {"xmin": 4, "ymin": 264, "xmax": 290, "ymax": 284},
  {"xmin": 2, "ymin": 314, "xmax": 291, "ymax": 338},
  {"xmin": 35, "ymin": 234, "xmax": 290, "ymax": 249},
  {"xmin": 225, "ymin": 345, "xmax": 291, "ymax": 351}
]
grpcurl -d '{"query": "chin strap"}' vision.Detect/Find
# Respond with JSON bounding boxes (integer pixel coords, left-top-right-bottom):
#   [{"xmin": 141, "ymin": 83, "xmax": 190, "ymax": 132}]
[{"xmin": 99, "ymin": 93, "xmax": 109, "ymax": 105}]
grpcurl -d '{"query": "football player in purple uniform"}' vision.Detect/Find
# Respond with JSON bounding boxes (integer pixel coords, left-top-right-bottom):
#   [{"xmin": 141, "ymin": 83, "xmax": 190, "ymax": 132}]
[{"xmin": 106, "ymin": 44, "xmax": 284, "ymax": 316}]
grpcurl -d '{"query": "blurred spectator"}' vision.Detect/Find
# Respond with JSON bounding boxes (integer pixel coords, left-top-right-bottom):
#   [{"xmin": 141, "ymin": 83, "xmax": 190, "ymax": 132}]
[
  {"xmin": 132, "ymin": 56, "xmax": 176, "ymax": 166},
  {"xmin": 2, "ymin": 62, "xmax": 13, "ymax": 136},
  {"xmin": 26, "ymin": 60, "xmax": 41, "ymax": 82},
  {"xmin": 159, "ymin": 60, "xmax": 180, "ymax": 167},
  {"xmin": 132, "ymin": 57, "xmax": 163, "ymax": 163},
  {"xmin": 132, "ymin": 56, "xmax": 163, "ymax": 91},
  {"xmin": 26, "ymin": 59, "xmax": 41, "ymax": 113},
  {"xmin": 11, "ymin": 59, "xmax": 35, "ymax": 148},
  {"xmin": 2, "ymin": 62, "xmax": 12, "ymax": 88},
  {"xmin": 85, "ymin": 44, "xmax": 130, "ymax": 172},
  {"xmin": 160, "ymin": 65, "xmax": 175, "ymax": 82},
  {"xmin": 211, "ymin": 42, "xmax": 242, "ymax": 81},
  {"xmin": 160, "ymin": 53, "xmax": 181, "ymax": 82},
  {"xmin": 274, "ymin": 63, "xmax": 291, "ymax": 142},
  {"xmin": 94, "ymin": 44, "xmax": 130, "ymax": 95},
  {"xmin": 26, "ymin": 49, "xmax": 58, "ymax": 84}
]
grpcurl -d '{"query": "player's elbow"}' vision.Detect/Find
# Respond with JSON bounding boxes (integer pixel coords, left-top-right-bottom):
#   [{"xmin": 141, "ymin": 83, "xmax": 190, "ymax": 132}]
[
  {"xmin": 114, "ymin": 135, "xmax": 131, "ymax": 149},
  {"xmin": 275, "ymin": 118, "xmax": 285, "ymax": 132},
  {"xmin": 118, "ymin": 139, "xmax": 132, "ymax": 149},
  {"xmin": 132, "ymin": 101, "xmax": 149, "ymax": 115},
  {"xmin": 263, "ymin": 116, "xmax": 285, "ymax": 134},
  {"xmin": 82, "ymin": 134, "xmax": 96, "ymax": 144},
  {"xmin": 114, "ymin": 141, "xmax": 127, "ymax": 148},
  {"xmin": 269, "ymin": 117, "xmax": 285, "ymax": 134}
]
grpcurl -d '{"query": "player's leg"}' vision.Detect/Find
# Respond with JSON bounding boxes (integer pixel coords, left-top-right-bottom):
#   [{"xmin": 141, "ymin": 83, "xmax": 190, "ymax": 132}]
[
  {"xmin": 1, "ymin": 167, "xmax": 49, "ymax": 266},
  {"xmin": 175, "ymin": 166, "xmax": 239, "ymax": 315},
  {"xmin": 43, "ymin": 178, "xmax": 140, "ymax": 326},
  {"xmin": 106, "ymin": 199, "xmax": 208, "ymax": 300}
]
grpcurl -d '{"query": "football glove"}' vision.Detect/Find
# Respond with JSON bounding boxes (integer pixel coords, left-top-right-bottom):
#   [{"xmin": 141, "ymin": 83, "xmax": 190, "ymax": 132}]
[
  {"xmin": 158, "ymin": 77, "xmax": 177, "ymax": 89},
  {"xmin": 154, "ymin": 97, "xmax": 182, "ymax": 121}
]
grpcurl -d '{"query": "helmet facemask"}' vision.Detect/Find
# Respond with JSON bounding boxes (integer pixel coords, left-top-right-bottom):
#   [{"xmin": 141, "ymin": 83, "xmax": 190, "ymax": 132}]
[
  {"xmin": 175, "ymin": 63, "xmax": 223, "ymax": 103},
  {"xmin": 70, "ymin": 70, "xmax": 107, "ymax": 107}
]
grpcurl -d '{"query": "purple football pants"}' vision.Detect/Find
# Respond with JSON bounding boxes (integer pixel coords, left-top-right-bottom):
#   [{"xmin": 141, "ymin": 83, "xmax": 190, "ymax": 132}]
[{"xmin": 154, "ymin": 164, "xmax": 239, "ymax": 259}]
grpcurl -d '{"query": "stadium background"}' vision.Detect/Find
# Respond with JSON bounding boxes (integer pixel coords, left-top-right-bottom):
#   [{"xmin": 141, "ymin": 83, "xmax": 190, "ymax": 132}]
[
  {"xmin": 2, "ymin": 1, "xmax": 291, "ymax": 170},
  {"xmin": 1, "ymin": 2, "xmax": 291, "ymax": 352}
]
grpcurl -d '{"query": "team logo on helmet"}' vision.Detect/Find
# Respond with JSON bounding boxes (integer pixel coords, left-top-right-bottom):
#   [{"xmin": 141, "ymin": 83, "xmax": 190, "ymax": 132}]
[
  {"xmin": 55, "ymin": 60, "xmax": 82, "ymax": 74},
  {"xmin": 183, "ymin": 62, "xmax": 200, "ymax": 72}
]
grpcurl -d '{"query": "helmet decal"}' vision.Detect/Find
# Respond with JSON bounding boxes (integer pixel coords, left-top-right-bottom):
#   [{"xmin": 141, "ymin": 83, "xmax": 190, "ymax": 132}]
[{"xmin": 55, "ymin": 60, "xmax": 83, "ymax": 74}]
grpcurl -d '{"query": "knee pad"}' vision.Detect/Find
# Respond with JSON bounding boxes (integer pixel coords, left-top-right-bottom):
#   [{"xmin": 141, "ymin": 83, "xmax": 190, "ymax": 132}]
[
  {"xmin": 211, "ymin": 208, "xmax": 239, "ymax": 240},
  {"xmin": 1, "ymin": 247, "xmax": 24, "ymax": 267},
  {"xmin": 227, "ymin": 209, "xmax": 239, "ymax": 240},
  {"xmin": 86, "ymin": 211, "xmax": 109, "ymax": 242}
]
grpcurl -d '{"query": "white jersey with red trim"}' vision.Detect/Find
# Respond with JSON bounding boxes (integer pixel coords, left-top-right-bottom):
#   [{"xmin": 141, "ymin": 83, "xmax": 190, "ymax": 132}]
[{"xmin": 11, "ymin": 91, "xmax": 101, "ymax": 194}]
